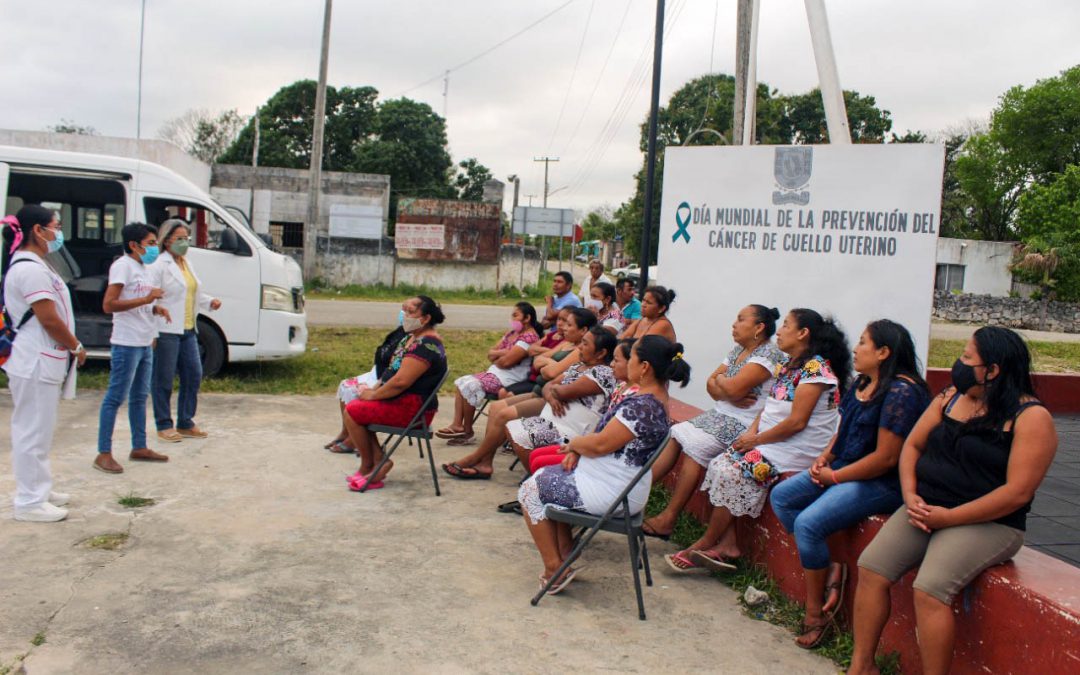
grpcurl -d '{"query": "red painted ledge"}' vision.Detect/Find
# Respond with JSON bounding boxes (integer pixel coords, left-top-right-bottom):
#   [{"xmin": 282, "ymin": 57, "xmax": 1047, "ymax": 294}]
[
  {"xmin": 665, "ymin": 399, "xmax": 1080, "ymax": 675},
  {"xmin": 926, "ymin": 368, "xmax": 1080, "ymax": 414}
]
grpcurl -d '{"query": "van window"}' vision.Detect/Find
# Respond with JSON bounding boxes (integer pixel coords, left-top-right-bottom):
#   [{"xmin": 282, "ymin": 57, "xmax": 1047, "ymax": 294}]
[
  {"xmin": 144, "ymin": 197, "xmax": 249, "ymax": 255},
  {"xmin": 6, "ymin": 172, "xmax": 125, "ymax": 243}
]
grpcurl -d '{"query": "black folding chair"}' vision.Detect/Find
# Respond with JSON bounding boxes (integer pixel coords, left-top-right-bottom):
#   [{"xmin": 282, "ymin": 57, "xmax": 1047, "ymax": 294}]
[
  {"xmin": 470, "ymin": 391, "xmax": 499, "ymax": 424},
  {"xmin": 363, "ymin": 370, "xmax": 450, "ymax": 496},
  {"xmin": 530, "ymin": 431, "xmax": 671, "ymax": 620}
]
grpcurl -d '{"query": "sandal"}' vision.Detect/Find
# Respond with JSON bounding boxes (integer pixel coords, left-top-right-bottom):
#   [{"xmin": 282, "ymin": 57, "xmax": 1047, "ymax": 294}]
[
  {"xmin": 442, "ymin": 463, "xmax": 492, "ymax": 480},
  {"xmin": 822, "ymin": 562, "xmax": 848, "ymax": 614},
  {"xmin": 688, "ymin": 550, "xmax": 738, "ymax": 573},
  {"xmin": 795, "ymin": 616, "xmax": 835, "ymax": 649},
  {"xmin": 323, "ymin": 435, "xmax": 346, "ymax": 449},
  {"xmin": 664, "ymin": 550, "xmax": 701, "ymax": 573},
  {"xmin": 548, "ymin": 567, "xmax": 578, "ymax": 595},
  {"xmin": 347, "ymin": 474, "xmax": 385, "ymax": 491},
  {"xmin": 642, "ymin": 520, "xmax": 671, "ymax": 541},
  {"xmin": 446, "ymin": 435, "xmax": 476, "ymax": 446},
  {"xmin": 328, "ymin": 441, "xmax": 355, "ymax": 454},
  {"xmin": 435, "ymin": 427, "xmax": 468, "ymax": 439},
  {"xmin": 497, "ymin": 500, "xmax": 522, "ymax": 515}
]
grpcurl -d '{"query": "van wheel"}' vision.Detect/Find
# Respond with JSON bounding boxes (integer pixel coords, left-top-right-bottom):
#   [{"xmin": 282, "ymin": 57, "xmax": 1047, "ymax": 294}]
[{"xmin": 197, "ymin": 319, "xmax": 226, "ymax": 377}]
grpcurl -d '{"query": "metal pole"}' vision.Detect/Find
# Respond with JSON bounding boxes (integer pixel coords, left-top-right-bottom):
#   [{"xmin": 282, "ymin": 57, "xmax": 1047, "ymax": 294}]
[
  {"xmin": 638, "ymin": 0, "xmax": 665, "ymax": 296},
  {"xmin": 249, "ymin": 107, "xmax": 260, "ymax": 233},
  {"xmin": 742, "ymin": 0, "xmax": 761, "ymax": 145},
  {"xmin": 136, "ymin": 0, "xmax": 147, "ymax": 140},
  {"xmin": 305, "ymin": 0, "xmax": 333, "ymax": 280},
  {"xmin": 804, "ymin": 0, "xmax": 851, "ymax": 143},
  {"xmin": 732, "ymin": 0, "xmax": 752, "ymax": 145},
  {"xmin": 442, "ymin": 70, "xmax": 450, "ymax": 119}
]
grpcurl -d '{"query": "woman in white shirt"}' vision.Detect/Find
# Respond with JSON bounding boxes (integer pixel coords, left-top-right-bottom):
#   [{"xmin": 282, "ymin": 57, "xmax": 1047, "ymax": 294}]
[
  {"xmin": 2, "ymin": 205, "xmax": 86, "ymax": 522},
  {"xmin": 148, "ymin": 219, "xmax": 221, "ymax": 443},
  {"xmin": 94, "ymin": 223, "xmax": 171, "ymax": 474}
]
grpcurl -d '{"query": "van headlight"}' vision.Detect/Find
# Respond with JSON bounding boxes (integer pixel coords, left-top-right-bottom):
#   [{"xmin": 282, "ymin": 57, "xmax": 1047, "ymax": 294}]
[{"xmin": 261, "ymin": 285, "xmax": 295, "ymax": 312}]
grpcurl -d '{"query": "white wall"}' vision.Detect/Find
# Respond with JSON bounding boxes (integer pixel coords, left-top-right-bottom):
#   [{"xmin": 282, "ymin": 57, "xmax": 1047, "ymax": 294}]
[{"xmin": 935, "ymin": 238, "xmax": 1017, "ymax": 296}]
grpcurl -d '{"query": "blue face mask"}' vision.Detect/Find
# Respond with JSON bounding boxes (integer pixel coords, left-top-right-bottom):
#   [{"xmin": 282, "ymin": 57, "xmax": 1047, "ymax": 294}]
[
  {"xmin": 46, "ymin": 228, "xmax": 64, "ymax": 254},
  {"xmin": 140, "ymin": 245, "xmax": 160, "ymax": 265},
  {"xmin": 397, "ymin": 309, "xmax": 405, "ymax": 326}
]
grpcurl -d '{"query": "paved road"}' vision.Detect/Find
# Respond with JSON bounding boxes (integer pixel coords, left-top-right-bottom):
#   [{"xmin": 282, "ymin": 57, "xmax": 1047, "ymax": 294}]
[{"xmin": 307, "ymin": 298, "xmax": 1080, "ymax": 342}]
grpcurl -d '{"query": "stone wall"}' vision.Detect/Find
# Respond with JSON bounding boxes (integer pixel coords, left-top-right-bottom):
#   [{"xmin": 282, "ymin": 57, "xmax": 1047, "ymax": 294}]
[{"xmin": 933, "ymin": 290, "xmax": 1080, "ymax": 333}]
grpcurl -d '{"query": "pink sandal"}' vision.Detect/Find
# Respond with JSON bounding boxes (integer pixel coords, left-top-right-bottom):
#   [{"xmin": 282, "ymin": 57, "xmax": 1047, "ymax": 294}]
[
  {"xmin": 664, "ymin": 550, "xmax": 702, "ymax": 573},
  {"xmin": 347, "ymin": 473, "xmax": 385, "ymax": 491}
]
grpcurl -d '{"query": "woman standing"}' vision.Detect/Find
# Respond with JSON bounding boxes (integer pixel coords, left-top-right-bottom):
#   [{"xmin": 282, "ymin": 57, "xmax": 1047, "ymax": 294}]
[
  {"xmin": 149, "ymin": 219, "xmax": 221, "ymax": 443},
  {"xmin": 770, "ymin": 319, "xmax": 931, "ymax": 648},
  {"xmin": 848, "ymin": 328, "xmax": 1057, "ymax": 675},
  {"xmin": 2, "ymin": 205, "xmax": 86, "ymax": 522}
]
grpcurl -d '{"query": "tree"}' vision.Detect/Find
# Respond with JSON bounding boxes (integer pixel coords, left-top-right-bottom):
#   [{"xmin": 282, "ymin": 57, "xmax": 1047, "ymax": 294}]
[
  {"xmin": 352, "ymin": 98, "xmax": 453, "ymax": 199},
  {"xmin": 992, "ymin": 65, "xmax": 1080, "ymax": 184},
  {"xmin": 159, "ymin": 109, "xmax": 246, "ymax": 164},
  {"xmin": 453, "ymin": 158, "xmax": 493, "ymax": 202},
  {"xmin": 49, "ymin": 119, "xmax": 97, "ymax": 135},
  {"xmin": 1014, "ymin": 164, "xmax": 1080, "ymax": 301},
  {"xmin": 952, "ymin": 132, "xmax": 1027, "ymax": 242},
  {"xmin": 779, "ymin": 89, "xmax": 893, "ymax": 144},
  {"xmin": 580, "ymin": 207, "xmax": 616, "ymax": 242}
]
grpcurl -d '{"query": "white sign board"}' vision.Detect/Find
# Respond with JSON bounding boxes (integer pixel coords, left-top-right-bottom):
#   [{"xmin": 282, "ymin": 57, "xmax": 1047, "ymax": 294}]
[
  {"xmin": 395, "ymin": 223, "xmax": 446, "ymax": 250},
  {"xmin": 512, "ymin": 206, "xmax": 575, "ymax": 237},
  {"xmin": 658, "ymin": 144, "xmax": 946, "ymax": 410},
  {"xmin": 328, "ymin": 203, "xmax": 383, "ymax": 239}
]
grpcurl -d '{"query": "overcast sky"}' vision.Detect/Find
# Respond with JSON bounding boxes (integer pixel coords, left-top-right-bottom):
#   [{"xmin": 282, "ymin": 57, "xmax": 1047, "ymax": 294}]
[{"xmin": 2, "ymin": 1, "xmax": 1078, "ymax": 213}]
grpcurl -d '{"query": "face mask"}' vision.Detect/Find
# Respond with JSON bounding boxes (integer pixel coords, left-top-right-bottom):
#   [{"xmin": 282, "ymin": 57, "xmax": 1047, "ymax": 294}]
[
  {"xmin": 586, "ymin": 298, "xmax": 603, "ymax": 311},
  {"xmin": 45, "ymin": 228, "xmax": 64, "ymax": 254},
  {"xmin": 403, "ymin": 316, "xmax": 424, "ymax": 333},
  {"xmin": 509, "ymin": 319, "xmax": 524, "ymax": 333},
  {"xmin": 140, "ymin": 245, "xmax": 160, "ymax": 265},
  {"xmin": 169, "ymin": 239, "xmax": 190, "ymax": 257},
  {"xmin": 950, "ymin": 358, "xmax": 981, "ymax": 394},
  {"xmin": 397, "ymin": 309, "xmax": 405, "ymax": 326}
]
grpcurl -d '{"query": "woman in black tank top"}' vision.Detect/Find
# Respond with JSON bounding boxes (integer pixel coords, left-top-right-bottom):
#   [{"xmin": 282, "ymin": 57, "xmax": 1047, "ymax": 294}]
[{"xmin": 849, "ymin": 327, "xmax": 1058, "ymax": 675}]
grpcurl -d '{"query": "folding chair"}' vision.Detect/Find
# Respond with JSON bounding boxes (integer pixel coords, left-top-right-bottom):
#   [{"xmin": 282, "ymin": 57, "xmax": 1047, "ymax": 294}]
[
  {"xmin": 530, "ymin": 431, "xmax": 671, "ymax": 620},
  {"xmin": 363, "ymin": 370, "xmax": 450, "ymax": 496},
  {"xmin": 470, "ymin": 391, "xmax": 499, "ymax": 424}
]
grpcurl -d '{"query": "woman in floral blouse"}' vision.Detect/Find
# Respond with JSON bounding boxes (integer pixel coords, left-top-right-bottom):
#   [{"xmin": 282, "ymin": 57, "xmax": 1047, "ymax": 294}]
[
  {"xmin": 666, "ymin": 308, "xmax": 850, "ymax": 574},
  {"xmin": 644, "ymin": 304, "xmax": 786, "ymax": 539},
  {"xmin": 519, "ymin": 335, "xmax": 691, "ymax": 593}
]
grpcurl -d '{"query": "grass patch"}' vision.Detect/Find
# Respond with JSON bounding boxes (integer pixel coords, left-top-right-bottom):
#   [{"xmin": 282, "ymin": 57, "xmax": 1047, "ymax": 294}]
[
  {"xmin": 30, "ymin": 632, "xmax": 45, "ymax": 647},
  {"xmin": 81, "ymin": 532, "xmax": 129, "ymax": 551},
  {"xmin": 117, "ymin": 492, "xmax": 156, "ymax": 508},
  {"xmin": 306, "ymin": 272, "xmax": 554, "ymax": 307},
  {"xmin": 646, "ymin": 485, "xmax": 900, "ymax": 674},
  {"xmin": 929, "ymin": 338, "xmax": 1080, "ymax": 373}
]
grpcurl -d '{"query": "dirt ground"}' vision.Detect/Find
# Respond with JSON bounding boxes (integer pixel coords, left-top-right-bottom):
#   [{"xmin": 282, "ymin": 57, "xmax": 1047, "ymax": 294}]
[{"xmin": 0, "ymin": 391, "xmax": 835, "ymax": 674}]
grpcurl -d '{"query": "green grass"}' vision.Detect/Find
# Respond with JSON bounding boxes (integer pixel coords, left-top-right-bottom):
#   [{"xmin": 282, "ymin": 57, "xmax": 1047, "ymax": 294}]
[
  {"xmin": 82, "ymin": 532, "xmax": 129, "ymax": 551},
  {"xmin": 305, "ymin": 271, "xmax": 554, "ymax": 307},
  {"xmin": 645, "ymin": 485, "xmax": 900, "ymax": 674},
  {"xmin": 29, "ymin": 633, "xmax": 45, "ymax": 647},
  {"xmin": 929, "ymin": 338, "xmax": 1080, "ymax": 373},
  {"xmin": 117, "ymin": 492, "xmax": 156, "ymax": 508}
]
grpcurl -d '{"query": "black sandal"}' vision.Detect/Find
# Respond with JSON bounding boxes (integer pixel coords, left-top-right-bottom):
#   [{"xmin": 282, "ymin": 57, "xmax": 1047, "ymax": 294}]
[
  {"xmin": 795, "ymin": 616, "xmax": 835, "ymax": 650},
  {"xmin": 442, "ymin": 463, "xmax": 492, "ymax": 480},
  {"xmin": 497, "ymin": 500, "xmax": 522, "ymax": 515}
]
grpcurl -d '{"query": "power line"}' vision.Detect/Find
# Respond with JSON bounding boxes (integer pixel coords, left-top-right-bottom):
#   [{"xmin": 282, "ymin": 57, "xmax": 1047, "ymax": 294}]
[
  {"xmin": 394, "ymin": 0, "xmax": 579, "ymax": 98},
  {"xmin": 546, "ymin": 0, "xmax": 596, "ymax": 154}
]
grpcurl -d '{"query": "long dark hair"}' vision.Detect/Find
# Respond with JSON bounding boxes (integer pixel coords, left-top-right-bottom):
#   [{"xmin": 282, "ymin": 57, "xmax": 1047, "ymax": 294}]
[
  {"xmin": 588, "ymin": 326, "xmax": 618, "ymax": 365},
  {"xmin": 2, "ymin": 205, "xmax": 55, "ymax": 262},
  {"xmin": 634, "ymin": 335, "xmax": 691, "ymax": 387},
  {"xmin": 788, "ymin": 308, "xmax": 852, "ymax": 395},
  {"xmin": 514, "ymin": 301, "xmax": 543, "ymax": 335},
  {"xmin": 857, "ymin": 319, "xmax": 929, "ymax": 402},
  {"xmin": 965, "ymin": 326, "xmax": 1037, "ymax": 433}
]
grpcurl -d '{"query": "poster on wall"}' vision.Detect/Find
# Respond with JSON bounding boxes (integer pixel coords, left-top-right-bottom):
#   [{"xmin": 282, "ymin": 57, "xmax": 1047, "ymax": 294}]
[
  {"xmin": 395, "ymin": 223, "xmax": 446, "ymax": 250},
  {"xmin": 658, "ymin": 144, "xmax": 946, "ymax": 410}
]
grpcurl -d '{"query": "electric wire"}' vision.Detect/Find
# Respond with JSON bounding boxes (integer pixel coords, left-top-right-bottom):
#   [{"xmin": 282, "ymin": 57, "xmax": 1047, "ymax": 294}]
[{"xmin": 546, "ymin": 0, "xmax": 597, "ymax": 154}]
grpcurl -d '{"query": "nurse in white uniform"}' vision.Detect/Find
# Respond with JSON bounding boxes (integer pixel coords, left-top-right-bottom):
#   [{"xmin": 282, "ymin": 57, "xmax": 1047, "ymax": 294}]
[{"xmin": 2, "ymin": 205, "xmax": 87, "ymax": 522}]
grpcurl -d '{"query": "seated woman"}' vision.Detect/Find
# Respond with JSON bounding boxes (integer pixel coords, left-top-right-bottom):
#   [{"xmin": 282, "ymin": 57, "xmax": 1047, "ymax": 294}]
[
  {"xmin": 643, "ymin": 305, "xmax": 785, "ymax": 539},
  {"xmin": 519, "ymin": 335, "xmax": 690, "ymax": 591},
  {"xmin": 442, "ymin": 308, "xmax": 596, "ymax": 475},
  {"xmin": 438, "ymin": 302, "xmax": 542, "ymax": 443},
  {"xmin": 770, "ymin": 319, "xmax": 931, "ymax": 649},
  {"xmin": 502, "ymin": 307, "xmax": 572, "ymax": 398},
  {"xmin": 505, "ymin": 327, "xmax": 619, "ymax": 468},
  {"xmin": 587, "ymin": 281, "xmax": 623, "ymax": 333},
  {"xmin": 848, "ymin": 327, "xmax": 1057, "ymax": 675},
  {"xmin": 343, "ymin": 296, "xmax": 448, "ymax": 491},
  {"xmin": 666, "ymin": 308, "xmax": 850, "ymax": 573},
  {"xmin": 619, "ymin": 285, "xmax": 677, "ymax": 342},
  {"xmin": 326, "ymin": 303, "xmax": 408, "ymax": 453}
]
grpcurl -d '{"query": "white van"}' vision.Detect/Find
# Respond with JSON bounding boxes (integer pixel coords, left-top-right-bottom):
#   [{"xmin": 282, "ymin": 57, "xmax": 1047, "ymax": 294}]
[{"xmin": 0, "ymin": 145, "xmax": 307, "ymax": 375}]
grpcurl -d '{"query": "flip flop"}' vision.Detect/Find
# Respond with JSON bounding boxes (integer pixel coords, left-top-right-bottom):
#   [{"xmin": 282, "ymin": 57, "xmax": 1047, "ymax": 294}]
[
  {"xmin": 324, "ymin": 437, "xmax": 346, "ymax": 449},
  {"xmin": 642, "ymin": 521, "xmax": 671, "ymax": 541},
  {"xmin": 328, "ymin": 441, "xmax": 355, "ymax": 454},
  {"xmin": 435, "ymin": 427, "xmax": 468, "ymax": 439},
  {"xmin": 443, "ymin": 463, "xmax": 492, "ymax": 480},
  {"xmin": 497, "ymin": 500, "xmax": 522, "ymax": 515},
  {"xmin": 688, "ymin": 550, "xmax": 738, "ymax": 573},
  {"xmin": 822, "ymin": 562, "xmax": 848, "ymax": 614},
  {"xmin": 446, "ymin": 436, "xmax": 476, "ymax": 446},
  {"xmin": 795, "ymin": 615, "xmax": 836, "ymax": 650},
  {"xmin": 348, "ymin": 474, "xmax": 385, "ymax": 491},
  {"xmin": 664, "ymin": 550, "xmax": 702, "ymax": 573}
]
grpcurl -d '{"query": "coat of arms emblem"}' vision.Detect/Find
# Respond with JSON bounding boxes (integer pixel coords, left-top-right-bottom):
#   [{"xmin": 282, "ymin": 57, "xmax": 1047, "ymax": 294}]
[{"xmin": 772, "ymin": 147, "xmax": 813, "ymax": 206}]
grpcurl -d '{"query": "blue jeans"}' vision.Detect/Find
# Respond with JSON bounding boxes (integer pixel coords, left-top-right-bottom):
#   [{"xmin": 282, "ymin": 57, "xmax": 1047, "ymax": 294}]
[
  {"xmin": 98, "ymin": 345, "xmax": 154, "ymax": 454},
  {"xmin": 152, "ymin": 330, "xmax": 203, "ymax": 431},
  {"xmin": 770, "ymin": 469, "xmax": 903, "ymax": 570}
]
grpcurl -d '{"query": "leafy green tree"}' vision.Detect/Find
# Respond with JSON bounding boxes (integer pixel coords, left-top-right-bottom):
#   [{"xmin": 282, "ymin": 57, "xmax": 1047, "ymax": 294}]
[
  {"xmin": 453, "ymin": 158, "xmax": 493, "ymax": 202},
  {"xmin": 779, "ymin": 89, "xmax": 893, "ymax": 143},
  {"xmin": 353, "ymin": 98, "xmax": 453, "ymax": 199},
  {"xmin": 580, "ymin": 208, "xmax": 616, "ymax": 242},
  {"xmin": 993, "ymin": 65, "xmax": 1080, "ymax": 184},
  {"xmin": 952, "ymin": 132, "xmax": 1027, "ymax": 241},
  {"xmin": 1014, "ymin": 164, "xmax": 1080, "ymax": 301}
]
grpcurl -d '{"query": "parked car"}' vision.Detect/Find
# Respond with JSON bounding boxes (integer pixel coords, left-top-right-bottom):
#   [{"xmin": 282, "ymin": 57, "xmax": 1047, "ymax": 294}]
[
  {"xmin": 0, "ymin": 145, "xmax": 308, "ymax": 376},
  {"xmin": 611, "ymin": 263, "xmax": 639, "ymax": 279},
  {"xmin": 626, "ymin": 265, "xmax": 659, "ymax": 286}
]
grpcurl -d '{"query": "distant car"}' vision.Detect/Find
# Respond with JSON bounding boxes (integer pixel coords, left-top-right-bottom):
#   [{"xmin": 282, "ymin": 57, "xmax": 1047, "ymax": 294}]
[
  {"xmin": 611, "ymin": 263, "xmax": 639, "ymax": 279},
  {"xmin": 575, "ymin": 254, "xmax": 589, "ymax": 263},
  {"xmin": 626, "ymin": 265, "xmax": 659, "ymax": 285}
]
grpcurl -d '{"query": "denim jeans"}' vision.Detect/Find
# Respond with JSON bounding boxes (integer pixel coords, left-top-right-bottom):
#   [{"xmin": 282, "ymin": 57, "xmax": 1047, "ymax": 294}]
[
  {"xmin": 98, "ymin": 345, "xmax": 154, "ymax": 454},
  {"xmin": 152, "ymin": 330, "xmax": 203, "ymax": 431},
  {"xmin": 770, "ymin": 469, "xmax": 903, "ymax": 570}
]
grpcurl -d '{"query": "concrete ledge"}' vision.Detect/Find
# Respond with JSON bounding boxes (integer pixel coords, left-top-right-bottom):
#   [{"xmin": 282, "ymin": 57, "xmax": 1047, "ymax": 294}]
[
  {"xmin": 926, "ymin": 368, "xmax": 1080, "ymax": 414},
  {"xmin": 666, "ymin": 399, "xmax": 1080, "ymax": 674}
]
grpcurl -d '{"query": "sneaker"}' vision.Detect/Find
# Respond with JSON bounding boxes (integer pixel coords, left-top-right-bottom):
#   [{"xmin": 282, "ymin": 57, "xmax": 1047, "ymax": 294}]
[
  {"xmin": 14, "ymin": 502, "xmax": 68, "ymax": 522},
  {"xmin": 157, "ymin": 429, "xmax": 183, "ymax": 443},
  {"xmin": 49, "ymin": 491, "xmax": 70, "ymax": 507},
  {"xmin": 177, "ymin": 426, "xmax": 208, "ymax": 439}
]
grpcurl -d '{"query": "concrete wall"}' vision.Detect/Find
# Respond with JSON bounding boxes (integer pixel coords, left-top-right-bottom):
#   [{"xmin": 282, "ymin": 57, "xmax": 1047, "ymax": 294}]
[
  {"xmin": 936, "ymin": 237, "xmax": 1018, "ymax": 296},
  {"xmin": 932, "ymin": 290, "xmax": 1080, "ymax": 333},
  {"xmin": 0, "ymin": 129, "xmax": 212, "ymax": 189},
  {"xmin": 313, "ymin": 236, "xmax": 395, "ymax": 287}
]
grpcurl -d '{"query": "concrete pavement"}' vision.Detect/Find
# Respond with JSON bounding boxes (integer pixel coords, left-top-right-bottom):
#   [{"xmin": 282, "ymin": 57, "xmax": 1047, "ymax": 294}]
[{"xmin": 0, "ymin": 391, "xmax": 835, "ymax": 674}]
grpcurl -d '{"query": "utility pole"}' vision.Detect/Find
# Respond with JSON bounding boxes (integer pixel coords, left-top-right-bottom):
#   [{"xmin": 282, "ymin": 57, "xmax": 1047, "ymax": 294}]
[
  {"xmin": 732, "ymin": 0, "xmax": 752, "ymax": 145},
  {"xmin": 249, "ymin": 107, "xmax": 260, "ymax": 233},
  {"xmin": 638, "ymin": 0, "xmax": 665, "ymax": 295},
  {"xmin": 136, "ymin": 0, "xmax": 147, "ymax": 140},
  {"xmin": 534, "ymin": 156, "xmax": 559, "ymax": 273},
  {"xmin": 442, "ymin": 70, "xmax": 450, "ymax": 119},
  {"xmin": 305, "ymin": 0, "xmax": 332, "ymax": 280},
  {"xmin": 804, "ymin": 0, "xmax": 851, "ymax": 143},
  {"xmin": 508, "ymin": 174, "xmax": 525, "ymax": 291}
]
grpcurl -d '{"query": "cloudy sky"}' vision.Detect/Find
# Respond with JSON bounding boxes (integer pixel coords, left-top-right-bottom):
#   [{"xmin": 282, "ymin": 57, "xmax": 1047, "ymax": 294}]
[{"xmin": 2, "ymin": 1, "xmax": 1078, "ymax": 212}]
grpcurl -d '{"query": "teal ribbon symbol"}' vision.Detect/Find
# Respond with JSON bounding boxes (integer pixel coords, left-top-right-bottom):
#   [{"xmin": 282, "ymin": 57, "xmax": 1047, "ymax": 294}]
[{"xmin": 673, "ymin": 202, "xmax": 691, "ymax": 243}]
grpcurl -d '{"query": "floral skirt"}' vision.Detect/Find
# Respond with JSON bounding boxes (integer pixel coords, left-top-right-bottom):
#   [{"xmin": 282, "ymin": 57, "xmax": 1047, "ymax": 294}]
[
  {"xmin": 518, "ymin": 465, "xmax": 584, "ymax": 525},
  {"xmin": 506, "ymin": 416, "xmax": 563, "ymax": 451},
  {"xmin": 455, "ymin": 372, "xmax": 503, "ymax": 407},
  {"xmin": 673, "ymin": 410, "xmax": 746, "ymax": 468},
  {"xmin": 700, "ymin": 449, "xmax": 773, "ymax": 518}
]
